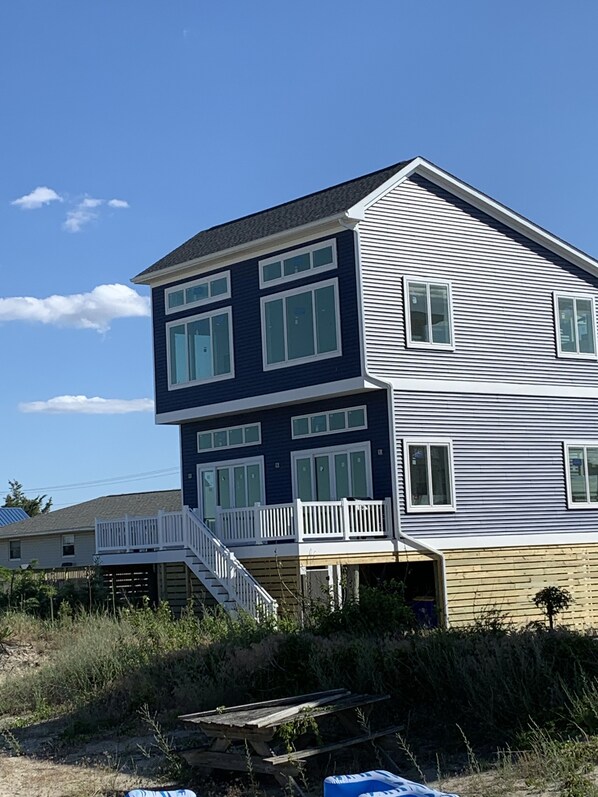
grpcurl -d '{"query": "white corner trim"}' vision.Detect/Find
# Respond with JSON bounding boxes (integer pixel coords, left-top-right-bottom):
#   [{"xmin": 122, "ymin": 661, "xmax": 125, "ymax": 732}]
[
  {"xmin": 155, "ymin": 377, "xmax": 382, "ymax": 424},
  {"xmin": 348, "ymin": 158, "xmax": 598, "ymax": 279},
  {"xmin": 386, "ymin": 377, "xmax": 598, "ymax": 400}
]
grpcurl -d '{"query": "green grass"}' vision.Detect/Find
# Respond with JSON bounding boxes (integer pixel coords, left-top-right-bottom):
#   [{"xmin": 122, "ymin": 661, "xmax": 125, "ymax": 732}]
[{"xmin": 4, "ymin": 603, "xmax": 598, "ymax": 766}]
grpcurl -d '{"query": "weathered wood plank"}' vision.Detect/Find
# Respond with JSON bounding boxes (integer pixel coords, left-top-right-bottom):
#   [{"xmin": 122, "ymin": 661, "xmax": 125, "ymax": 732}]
[
  {"xmin": 264, "ymin": 724, "xmax": 405, "ymax": 765},
  {"xmin": 181, "ymin": 749, "xmax": 299, "ymax": 775}
]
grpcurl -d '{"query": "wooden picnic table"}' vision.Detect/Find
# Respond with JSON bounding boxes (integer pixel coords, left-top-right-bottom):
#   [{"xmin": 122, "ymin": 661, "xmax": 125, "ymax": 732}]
[{"xmin": 179, "ymin": 689, "xmax": 402, "ymax": 791}]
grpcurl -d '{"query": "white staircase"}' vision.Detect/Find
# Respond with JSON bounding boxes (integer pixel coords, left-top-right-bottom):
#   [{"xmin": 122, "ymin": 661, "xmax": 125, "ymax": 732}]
[{"xmin": 183, "ymin": 507, "xmax": 278, "ymax": 621}]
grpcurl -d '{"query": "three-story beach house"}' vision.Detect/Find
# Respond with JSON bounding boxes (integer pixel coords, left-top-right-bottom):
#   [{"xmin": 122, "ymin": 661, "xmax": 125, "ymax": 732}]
[{"xmin": 96, "ymin": 157, "xmax": 598, "ymax": 627}]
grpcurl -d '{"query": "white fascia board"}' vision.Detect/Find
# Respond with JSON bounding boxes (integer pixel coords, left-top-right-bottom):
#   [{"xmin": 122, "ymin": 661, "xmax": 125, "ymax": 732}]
[
  {"xmin": 0, "ymin": 525, "xmax": 93, "ymax": 540},
  {"xmin": 95, "ymin": 549, "xmax": 186, "ymax": 566},
  {"xmin": 388, "ymin": 377, "xmax": 598, "ymax": 400},
  {"xmin": 155, "ymin": 377, "xmax": 382, "ymax": 425},
  {"xmin": 414, "ymin": 532, "xmax": 598, "ymax": 551},
  {"xmin": 348, "ymin": 157, "xmax": 598, "ymax": 278},
  {"xmin": 230, "ymin": 538, "xmax": 416, "ymax": 560},
  {"xmin": 133, "ymin": 214, "xmax": 359, "ymax": 287}
]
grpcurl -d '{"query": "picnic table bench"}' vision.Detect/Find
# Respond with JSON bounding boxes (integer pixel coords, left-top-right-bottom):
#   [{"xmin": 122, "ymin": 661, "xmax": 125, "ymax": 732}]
[{"xmin": 179, "ymin": 689, "xmax": 402, "ymax": 790}]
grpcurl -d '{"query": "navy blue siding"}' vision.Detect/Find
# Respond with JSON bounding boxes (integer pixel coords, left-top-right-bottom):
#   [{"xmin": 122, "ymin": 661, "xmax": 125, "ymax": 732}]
[
  {"xmin": 180, "ymin": 390, "xmax": 391, "ymax": 509},
  {"xmin": 153, "ymin": 230, "xmax": 361, "ymax": 417}
]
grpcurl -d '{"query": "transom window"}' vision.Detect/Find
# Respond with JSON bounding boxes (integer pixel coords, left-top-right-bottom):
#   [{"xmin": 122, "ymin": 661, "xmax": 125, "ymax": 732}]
[
  {"xmin": 198, "ymin": 458, "xmax": 264, "ymax": 528},
  {"xmin": 404, "ymin": 439, "xmax": 455, "ymax": 512},
  {"xmin": 259, "ymin": 240, "xmax": 337, "ymax": 288},
  {"xmin": 165, "ymin": 272, "xmax": 230, "ymax": 314},
  {"xmin": 198, "ymin": 423, "xmax": 261, "ymax": 452},
  {"xmin": 292, "ymin": 443, "xmax": 372, "ymax": 501},
  {"xmin": 404, "ymin": 278, "xmax": 454, "ymax": 349},
  {"xmin": 291, "ymin": 406, "xmax": 367, "ymax": 439},
  {"xmin": 554, "ymin": 293, "xmax": 597, "ymax": 359},
  {"xmin": 167, "ymin": 308, "xmax": 233, "ymax": 388},
  {"xmin": 261, "ymin": 279, "xmax": 341, "ymax": 369},
  {"xmin": 9, "ymin": 540, "xmax": 21, "ymax": 561},
  {"xmin": 565, "ymin": 442, "xmax": 598, "ymax": 508},
  {"xmin": 62, "ymin": 534, "xmax": 75, "ymax": 557}
]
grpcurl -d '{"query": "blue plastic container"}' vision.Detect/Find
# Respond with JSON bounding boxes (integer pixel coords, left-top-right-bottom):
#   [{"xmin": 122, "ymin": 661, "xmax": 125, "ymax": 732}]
[
  {"xmin": 324, "ymin": 770, "xmax": 459, "ymax": 797},
  {"xmin": 126, "ymin": 790, "xmax": 196, "ymax": 797}
]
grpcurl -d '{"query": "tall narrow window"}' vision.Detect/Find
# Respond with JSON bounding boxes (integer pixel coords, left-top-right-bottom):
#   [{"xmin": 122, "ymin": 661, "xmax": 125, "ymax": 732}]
[
  {"xmin": 9, "ymin": 540, "xmax": 21, "ymax": 561},
  {"xmin": 62, "ymin": 534, "xmax": 75, "ymax": 557},
  {"xmin": 404, "ymin": 440, "xmax": 455, "ymax": 512},
  {"xmin": 262, "ymin": 279, "xmax": 341, "ymax": 369},
  {"xmin": 404, "ymin": 279, "xmax": 454, "ymax": 349},
  {"xmin": 565, "ymin": 443, "xmax": 598, "ymax": 507},
  {"xmin": 167, "ymin": 308, "xmax": 233, "ymax": 388},
  {"xmin": 555, "ymin": 293, "xmax": 597, "ymax": 358}
]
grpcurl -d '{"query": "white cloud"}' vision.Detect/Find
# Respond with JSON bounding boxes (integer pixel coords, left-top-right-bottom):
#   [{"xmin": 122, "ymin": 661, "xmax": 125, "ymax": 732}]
[
  {"xmin": 11, "ymin": 186, "xmax": 62, "ymax": 210},
  {"xmin": 81, "ymin": 197, "xmax": 104, "ymax": 208},
  {"xmin": 0, "ymin": 284, "xmax": 150, "ymax": 332},
  {"xmin": 108, "ymin": 198, "xmax": 129, "ymax": 208},
  {"xmin": 19, "ymin": 396, "xmax": 154, "ymax": 415}
]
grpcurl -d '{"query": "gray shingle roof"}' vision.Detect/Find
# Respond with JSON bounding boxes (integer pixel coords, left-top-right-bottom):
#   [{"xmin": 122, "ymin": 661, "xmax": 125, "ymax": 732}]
[
  {"xmin": 0, "ymin": 490, "xmax": 182, "ymax": 538},
  {"xmin": 134, "ymin": 159, "xmax": 414, "ymax": 280},
  {"xmin": 0, "ymin": 507, "xmax": 29, "ymax": 527}
]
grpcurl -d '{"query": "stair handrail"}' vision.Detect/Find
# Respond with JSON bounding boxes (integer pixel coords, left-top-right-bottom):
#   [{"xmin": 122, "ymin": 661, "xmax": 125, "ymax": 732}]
[{"xmin": 183, "ymin": 506, "xmax": 278, "ymax": 620}]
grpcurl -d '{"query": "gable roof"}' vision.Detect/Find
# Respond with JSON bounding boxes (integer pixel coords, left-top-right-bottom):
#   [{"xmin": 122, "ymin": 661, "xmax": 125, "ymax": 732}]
[
  {"xmin": 0, "ymin": 489, "xmax": 182, "ymax": 539},
  {"xmin": 133, "ymin": 160, "xmax": 414, "ymax": 281},
  {"xmin": 134, "ymin": 158, "xmax": 598, "ymax": 286},
  {"xmin": 0, "ymin": 507, "xmax": 29, "ymax": 527}
]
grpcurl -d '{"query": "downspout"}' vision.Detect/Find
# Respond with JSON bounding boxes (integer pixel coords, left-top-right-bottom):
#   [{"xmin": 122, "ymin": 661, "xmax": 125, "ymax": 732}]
[{"xmin": 344, "ymin": 217, "xmax": 450, "ymax": 629}]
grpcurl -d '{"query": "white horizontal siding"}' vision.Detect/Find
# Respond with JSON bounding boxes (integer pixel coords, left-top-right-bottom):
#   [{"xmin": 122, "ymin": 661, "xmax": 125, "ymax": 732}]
[
  {"xmin": 394, "ymin": 391, "xmax": 598, "ymax": 540},
  {"xmin": 0, "ymin": 531, "xmax": 96, "ymax": 569},
  {"xmin": 359, "ymin": 175, "xmax": 598, "ymax": 385}
]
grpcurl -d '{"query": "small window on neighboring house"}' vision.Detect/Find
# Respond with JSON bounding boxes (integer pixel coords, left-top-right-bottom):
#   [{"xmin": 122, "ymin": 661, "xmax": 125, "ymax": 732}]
[
  {"xmin": 62, "ymin": 534, "xmax": 75, "ymax": 557},
  {"xmin": 404, "ymin": 278, "xmax": 454, "ymax": 349},
  {"xmin": 9, "ymin": 540, "xmax": 21, "ymax": 561},
  {"xmin": 555, "ymin": 293, "xmax": 597, "ymax": 359},
  {"xmin": 404, "ymin": 440, "xmax": 455, "ymax": 512},
  {"xmin": 565, "ymin": 442, "xmax": 598, "ymax": 507}
]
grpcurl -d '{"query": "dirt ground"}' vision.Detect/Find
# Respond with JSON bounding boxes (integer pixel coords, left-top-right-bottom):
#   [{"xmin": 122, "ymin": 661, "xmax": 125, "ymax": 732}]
[{"xmin": 0, "ymin": 643, "xmax": 588, "ymax": 797}]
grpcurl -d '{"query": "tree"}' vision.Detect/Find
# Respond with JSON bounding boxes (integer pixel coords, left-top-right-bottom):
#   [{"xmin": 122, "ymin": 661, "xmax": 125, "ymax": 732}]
[
  {"xmin": 532, "ymin": 585, "xmax": 573, "ymax": 630},
  {"xmin": 2, "ymin": 480, "xmax": 52, "ymax": 517}
]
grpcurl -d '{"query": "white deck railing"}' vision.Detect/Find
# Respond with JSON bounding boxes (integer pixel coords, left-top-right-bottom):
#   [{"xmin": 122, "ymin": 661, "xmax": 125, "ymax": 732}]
[
  {"xmin": 215, "ymin": 498, "xmax": 391, "ymax": 546},
  {"xmin": 184, "ymin": 507, "xmax": 278, "ymax": 620},
  {"xmin": 96, "ymin": 498, "xmax": 392, "ymax": 552},
  {"xmin": 96, "ymin": 510, "xmax": 184, "ymax": 553}
]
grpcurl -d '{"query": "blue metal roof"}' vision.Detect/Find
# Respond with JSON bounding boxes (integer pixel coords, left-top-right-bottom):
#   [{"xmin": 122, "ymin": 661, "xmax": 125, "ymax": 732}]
[{"xmin": 0, "ymin": 507, "xmax": 29, "ymax": 527}]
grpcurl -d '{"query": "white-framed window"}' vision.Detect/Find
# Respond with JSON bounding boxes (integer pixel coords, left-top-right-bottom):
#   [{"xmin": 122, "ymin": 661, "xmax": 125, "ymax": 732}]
[
  {"xmin": 564, "ymin": 442, "xmax": 598, "ymax": 508},
  {"xmin": 62, "ymin": 534, "xmax": 75, "ymax": 557},
  {"xmin": 259, "ymin": 239, "xmax": 337, "ymax": 288},
  {"xmin": 165, "ymin": 272, "xmax": 230, "ymax": 314},
  {"xmin": 403, "ymin": 439, "xmax": 456, "ymax": 512},
  {"xmin": 291, "ymin": 406, "xmax": 367, "ymax": 439},
  {"xmin": 404, "ymin": 278, "xmax": 454, "ymax": 350},
  {"xmin": 292, "ymin": 442, "xmax": 372, "ymax": 501},
  {"xmin": 554, "ymin": 293, "xmax": 597, "ymax": 359},
  {"xmin": 198, "ymin": 456, "xmax": 265, "ymax": 528},
  {"xmin": 198, "ymin": 423, "xmax": 261, "ymax": 453},
  {"xmin": 9, "ymin": 540, "xmax": 21, "ymax": 561},
  {"xmin": 167, "ymin": 307, "xmax": 234, "ymax": 389},
  {"xmin": 261, "ymin": 278, "xmax": 341, "ymax": 370}
]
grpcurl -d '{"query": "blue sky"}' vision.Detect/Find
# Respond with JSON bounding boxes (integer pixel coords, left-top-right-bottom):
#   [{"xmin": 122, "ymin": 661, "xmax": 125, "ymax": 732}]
[{"xmin": 2, "ymin": 1, "xmax": 598, "ymax": 509}]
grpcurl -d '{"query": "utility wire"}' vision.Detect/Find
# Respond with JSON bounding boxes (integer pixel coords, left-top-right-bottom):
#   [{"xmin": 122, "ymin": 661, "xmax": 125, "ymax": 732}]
[{"xmin": 23, "ymin": 467, "xmax": 179, "ymax": 493}]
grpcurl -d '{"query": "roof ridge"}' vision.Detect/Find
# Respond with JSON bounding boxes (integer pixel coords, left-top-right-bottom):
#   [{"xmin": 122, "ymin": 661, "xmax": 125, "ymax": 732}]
[{"xmin": 197, "ymin": 159, "xmax": 412, "ymax": 235}]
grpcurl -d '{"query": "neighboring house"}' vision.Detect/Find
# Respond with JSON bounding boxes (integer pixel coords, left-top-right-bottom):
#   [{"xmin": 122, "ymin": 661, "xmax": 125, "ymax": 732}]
[
  {"xmin": 0, "ymin": 507, "xmax": 28, "ymax": 528},
  {"xmin": 2, "ymin": 490, "xmax": 183, "ymax": 604},
  {"xmin": 96, "ymin": 157, "xmax": 598, "ymax": 627}
]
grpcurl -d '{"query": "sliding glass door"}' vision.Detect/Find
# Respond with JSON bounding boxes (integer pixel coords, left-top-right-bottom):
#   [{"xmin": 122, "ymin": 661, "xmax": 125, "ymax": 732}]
[
  {"xmin": 292, "ymin": 443, "xmax": 372, "ymax": 501},
  {"xmin": 198, "ymin": 458, "xmax": 264, "ymax": 528}
]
